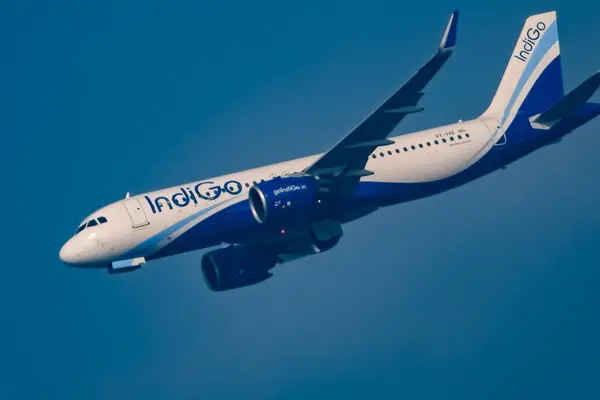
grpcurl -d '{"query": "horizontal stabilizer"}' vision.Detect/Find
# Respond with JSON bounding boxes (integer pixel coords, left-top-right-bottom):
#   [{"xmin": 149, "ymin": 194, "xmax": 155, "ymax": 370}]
[{"xmin": 530, "ymin": 71, "xmax": 600, "ymax": 129}]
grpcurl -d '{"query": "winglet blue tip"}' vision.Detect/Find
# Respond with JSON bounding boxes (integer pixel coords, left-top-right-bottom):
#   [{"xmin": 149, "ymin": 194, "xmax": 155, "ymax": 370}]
[{"xmin": 440, "ymin": 9, "xmax": 458, "ymax": 50}]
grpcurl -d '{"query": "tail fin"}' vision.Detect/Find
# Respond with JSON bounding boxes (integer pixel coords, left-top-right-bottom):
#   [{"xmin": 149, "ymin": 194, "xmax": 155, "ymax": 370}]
[{"xmin": 482, "ymin": 11, "xmax": 564, "ymax": 129}]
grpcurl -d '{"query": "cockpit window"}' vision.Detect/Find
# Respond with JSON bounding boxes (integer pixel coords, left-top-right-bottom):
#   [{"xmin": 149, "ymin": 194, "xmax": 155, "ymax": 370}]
[{"xmin": 74, "ymin": 216, "xmax": 107, "ymax": 235}]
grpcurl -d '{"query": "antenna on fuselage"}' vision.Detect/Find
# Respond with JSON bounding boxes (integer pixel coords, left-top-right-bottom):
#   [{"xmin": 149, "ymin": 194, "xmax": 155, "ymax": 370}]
[{"xmin": 125, "ymin": 192, "xmax": 130, "ymax": 199}]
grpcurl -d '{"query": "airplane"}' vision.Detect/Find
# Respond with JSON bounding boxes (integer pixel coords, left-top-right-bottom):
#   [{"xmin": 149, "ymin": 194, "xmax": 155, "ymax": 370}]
[{"xmin": 60, "ymin": 10, "xmax": 600, "ymax": 291}]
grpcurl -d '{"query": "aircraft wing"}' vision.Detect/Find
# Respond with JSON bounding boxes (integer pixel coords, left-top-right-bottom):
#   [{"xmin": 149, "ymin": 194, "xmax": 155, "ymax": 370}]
[{"xmin": 304, "ymin": 10, "xmax": 458, "ymax": 184}]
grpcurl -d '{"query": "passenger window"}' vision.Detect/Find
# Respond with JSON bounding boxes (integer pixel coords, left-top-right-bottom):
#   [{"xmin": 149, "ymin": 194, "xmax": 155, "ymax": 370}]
[
  {"xmin": 87, "ymin": 220, "xmax": 98, "ymax": 228},
  {"xmin": 379, "ymin": 152, "xmax": 384, "ymax": 157},
  {"xmin": 371, "ymin": 154, "xmax": 376, "ymax": 159},
  {"xmin": 418, "ymin": 144, "xmax": 423, "ymax": 148},
  {"xmin": 387, "ymin": 150, "xmax": 392, "ymax": 155},
  {"xmin": 98, "ymin": 216, "xmax": 107, "ymax": 224},
  {"xmin": 466, "ymin": 133, "xmax": 470, "ymax": 138},
  {"xmin": 245, "ymin": 183, "xmax": 250, "ymax": 187},
  {"xmin": 427, "ymin": 142, "xmax": 431, "ymax": 146},
  {"xmin": 403, "ymin": 147, "xmax": 408, "ymax": 152},
  {"xmin": 442, "ymin": 138, "xmax": 447, "ymax": 143},
  {"xmin": 450, "ymin": 136, "xmax": 455, "ymax": 141},
  {"xmin": 411, "ymin": 145, "xmax": 415, "ymax": 150},
  {"xmin": 434, "ymin": 140, "xmax": 439, "ymax": 145},
  {"xmin": 395, "ymin": 148, "xmax": 400, "ymax": 153},
  {"xmin": 458, "ymin": 135, "xmax": 462, "ymax": 139}
]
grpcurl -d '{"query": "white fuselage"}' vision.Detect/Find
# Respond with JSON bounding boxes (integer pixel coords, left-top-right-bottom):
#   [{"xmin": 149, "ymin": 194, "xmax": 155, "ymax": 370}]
[{"xmin": 58, "ymin": 117, "xmax": 500, "ymax": 267}]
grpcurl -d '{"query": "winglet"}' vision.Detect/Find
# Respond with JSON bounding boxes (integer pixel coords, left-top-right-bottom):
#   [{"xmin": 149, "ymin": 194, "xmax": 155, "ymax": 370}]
[{"xmin": 439, "ymin": 10, "xmax": 458, "ymax": 50}]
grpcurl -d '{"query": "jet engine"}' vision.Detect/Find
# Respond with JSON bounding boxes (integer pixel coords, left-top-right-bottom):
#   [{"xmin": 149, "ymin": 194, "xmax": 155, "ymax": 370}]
[
  {"xmin": 248, "ymin": 176, "xmax": 319, "ymax": 225},
  {"xmin": 201, "ymin": 245, "xmax": 278, "ymax": 291}
]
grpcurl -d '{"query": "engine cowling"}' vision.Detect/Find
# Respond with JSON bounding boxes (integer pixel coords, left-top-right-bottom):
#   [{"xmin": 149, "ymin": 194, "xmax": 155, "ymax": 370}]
[
  {"xmin": 201, "ymin": 245, "xmax": 278, "ymax": 291},
  {"xmin": 248, "ymin": 176, "xmax": 319, "ymax": 225}
]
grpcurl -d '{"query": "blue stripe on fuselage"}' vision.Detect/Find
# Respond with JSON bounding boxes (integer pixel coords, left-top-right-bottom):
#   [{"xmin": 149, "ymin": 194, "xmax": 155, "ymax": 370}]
[
  {"xmin": 121, "ymin": 199, "xmax": 235, "ymax": 259},
  {"xmin": 145, "ymin": 104, "xmax": 600, "ymax": 261}
]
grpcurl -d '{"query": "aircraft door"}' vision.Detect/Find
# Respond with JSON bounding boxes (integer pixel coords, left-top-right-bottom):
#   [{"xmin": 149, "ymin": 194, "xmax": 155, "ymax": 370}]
[{"xmin": 123, "ymin": 198, "xmax": 150, "ymax": 228}]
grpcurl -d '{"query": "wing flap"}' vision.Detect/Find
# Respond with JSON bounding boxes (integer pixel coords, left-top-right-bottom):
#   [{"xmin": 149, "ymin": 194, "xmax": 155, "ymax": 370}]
[{"xmin": 345, "ymin": 138, "xmax": 395, "ymax": 149}]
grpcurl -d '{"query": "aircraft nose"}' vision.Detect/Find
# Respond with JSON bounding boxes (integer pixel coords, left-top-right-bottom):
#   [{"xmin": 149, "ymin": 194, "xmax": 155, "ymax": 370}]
[{"xmin": 59, "ymin": 240, "xmax": 79, "ymax": 265}]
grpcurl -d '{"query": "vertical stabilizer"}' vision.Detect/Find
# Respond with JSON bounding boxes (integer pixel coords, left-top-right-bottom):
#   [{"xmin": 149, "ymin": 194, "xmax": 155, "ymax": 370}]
[{"xmin": 482, "ymin": 11, "xmax": 564, "ymax": 131}]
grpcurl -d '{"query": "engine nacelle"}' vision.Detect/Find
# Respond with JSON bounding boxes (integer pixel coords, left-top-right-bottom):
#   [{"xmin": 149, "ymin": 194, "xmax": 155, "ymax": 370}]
[
  {"xmin": 201, "ymin": 245, "xmax": 278, "ymax": 291},
  {"xmin": 248, "ymin": 176, "xmax": 319, "ymax": 225}
]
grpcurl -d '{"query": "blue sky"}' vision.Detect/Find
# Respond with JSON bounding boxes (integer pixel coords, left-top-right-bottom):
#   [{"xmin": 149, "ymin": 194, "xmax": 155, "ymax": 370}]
[{"xmin": 3, "ymin": 0, "xmax": 600, "ymax": 398}]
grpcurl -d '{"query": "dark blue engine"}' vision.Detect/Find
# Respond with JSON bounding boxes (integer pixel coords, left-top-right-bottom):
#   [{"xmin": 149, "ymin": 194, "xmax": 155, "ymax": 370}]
[
  {"xmin": 248, "ymin": 176, "xmax": 319, "ymax": 225},
  {"xmin": 201, "ymin": 245, "xmax": 278, "ymax": 291}
]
